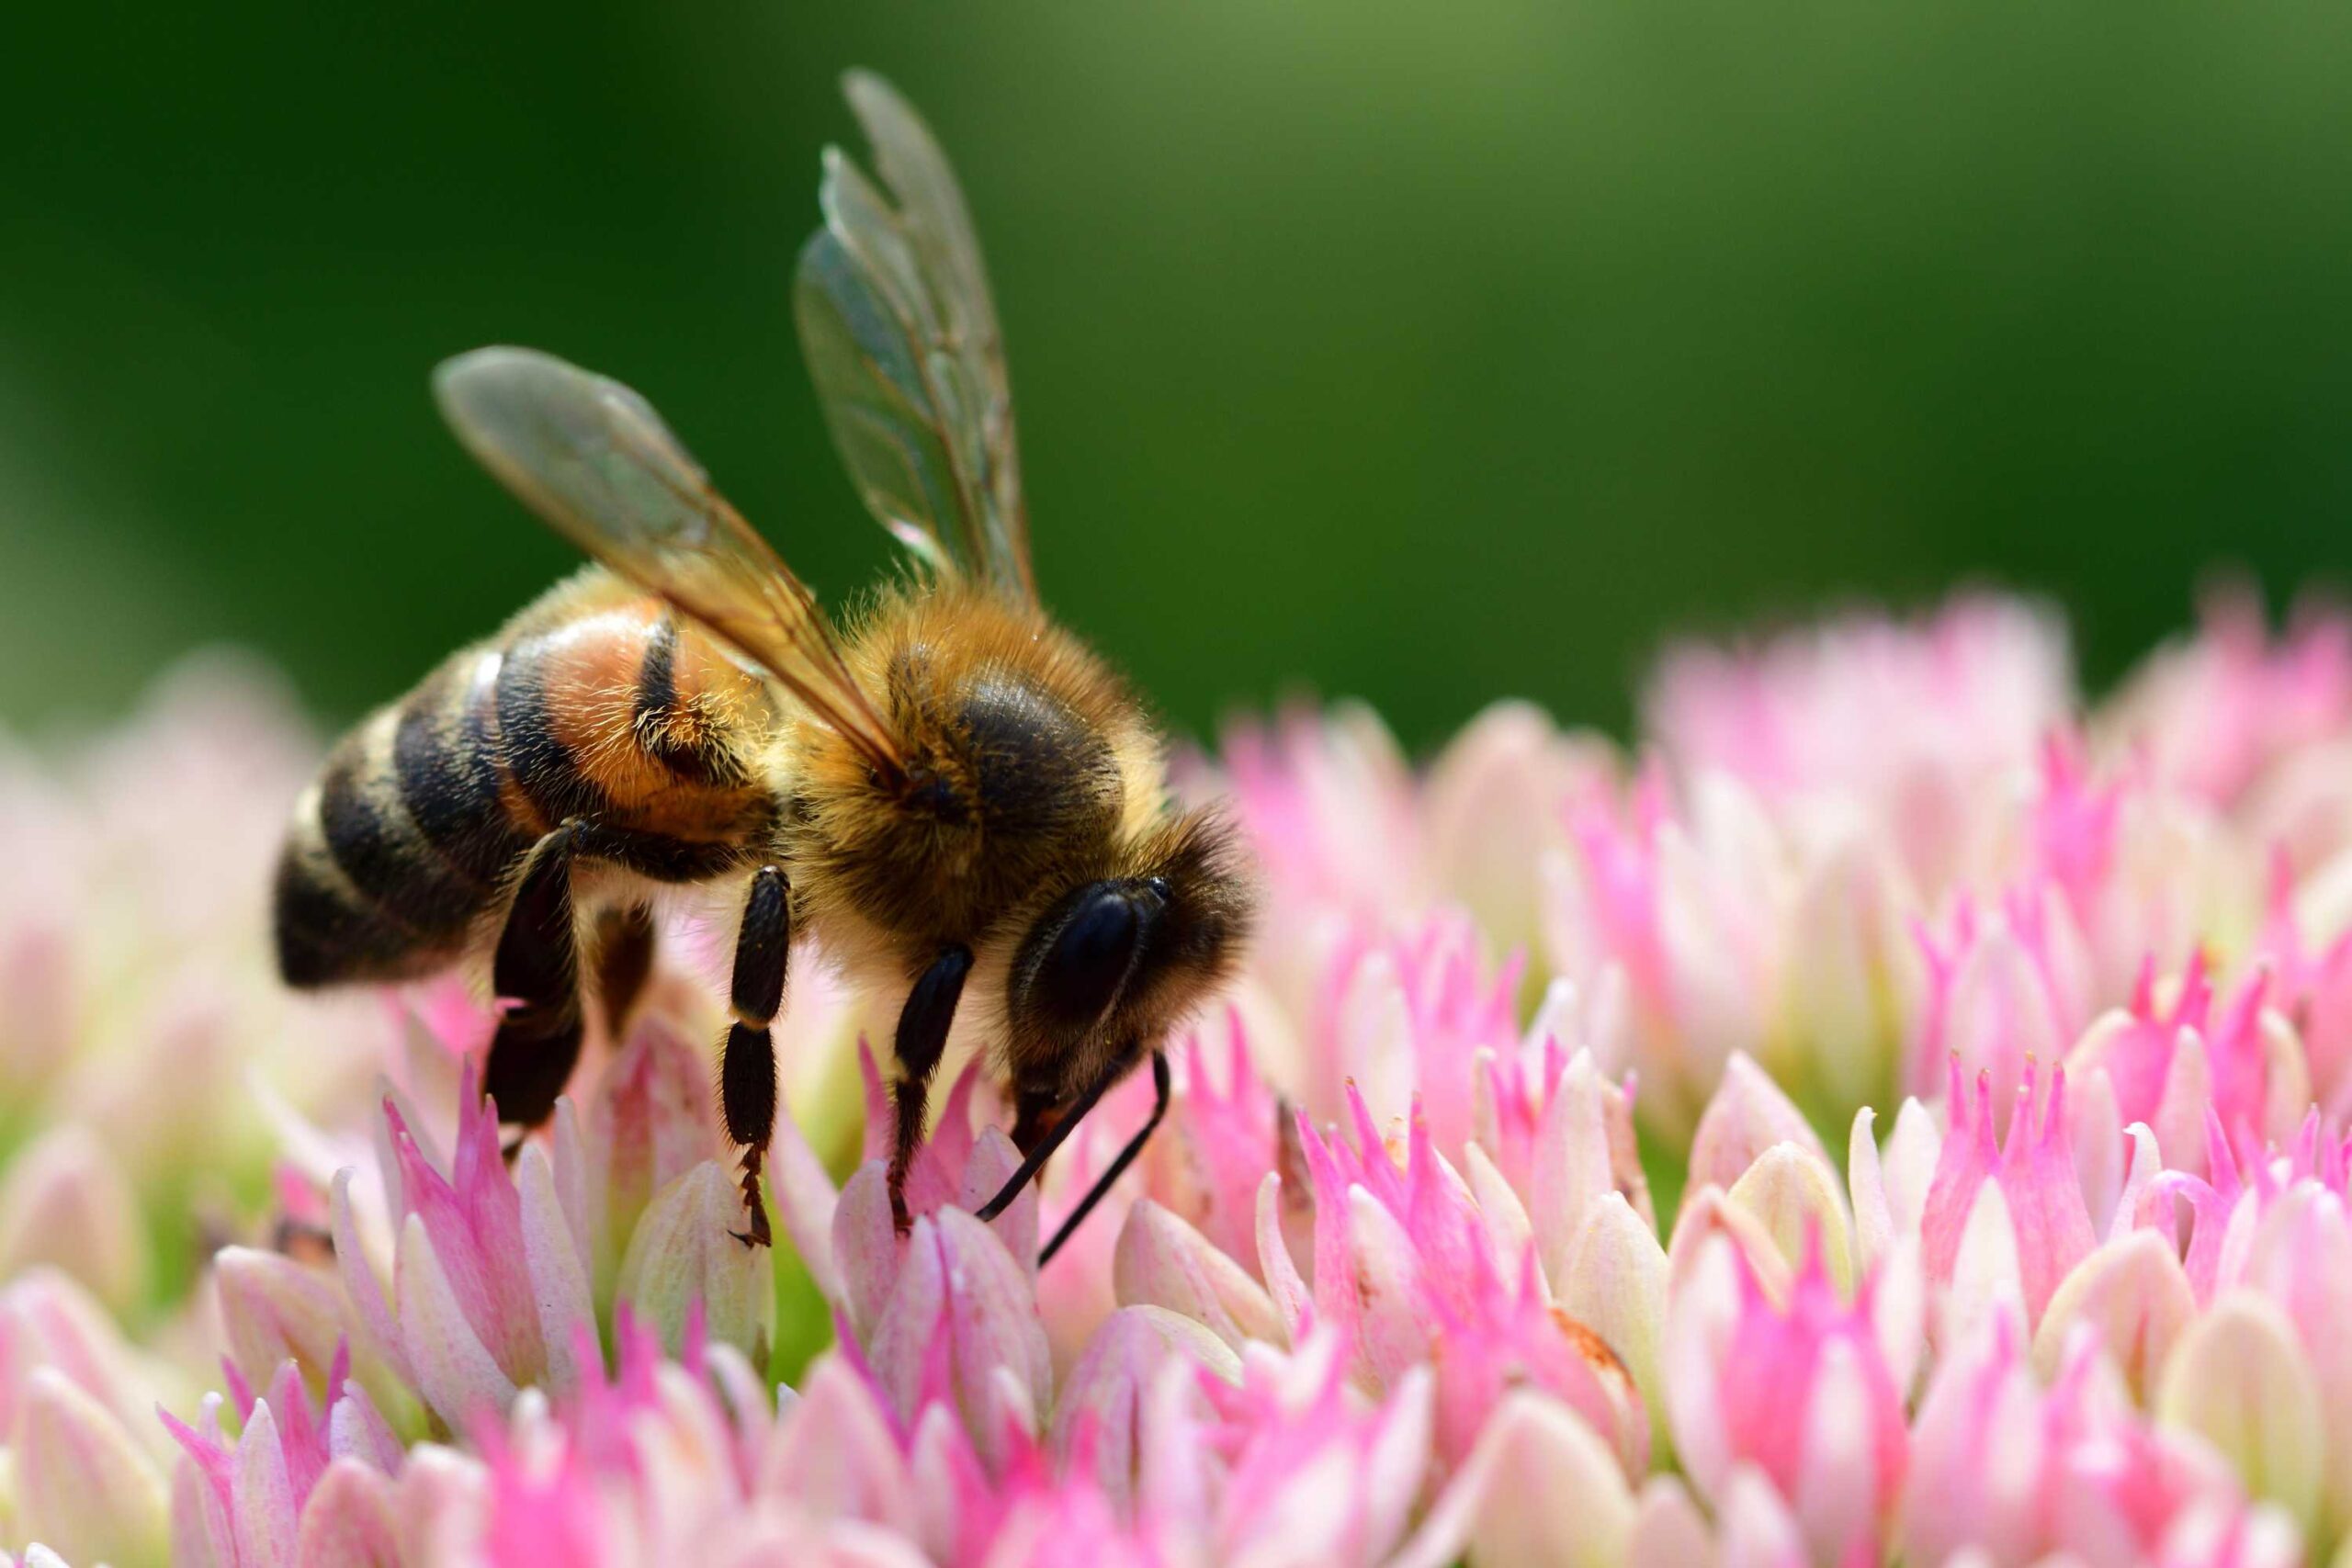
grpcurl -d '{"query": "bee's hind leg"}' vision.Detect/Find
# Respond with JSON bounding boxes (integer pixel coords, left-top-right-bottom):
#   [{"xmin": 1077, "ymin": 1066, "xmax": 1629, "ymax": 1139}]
[
  {"xmin": 719, "ymin": 865, "xmax": 790, "ymax": 1248},
  {"xmin": 485, "ymin": 821, "xmax": 587, "ymax": 1134}
]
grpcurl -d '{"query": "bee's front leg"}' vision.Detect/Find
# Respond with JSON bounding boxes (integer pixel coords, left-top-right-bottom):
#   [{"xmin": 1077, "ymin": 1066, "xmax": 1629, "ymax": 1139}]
[
  {"xmin": 887, "ymin": 944, "xmax": 975, "ymax": 1235},
  {"xmin": 719, "ymin": 865, "xmax": 790, "ymax": 1247}
]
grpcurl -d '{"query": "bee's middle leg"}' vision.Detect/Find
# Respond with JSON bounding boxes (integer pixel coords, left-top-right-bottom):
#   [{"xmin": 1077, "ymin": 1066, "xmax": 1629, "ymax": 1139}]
[
  {"xmin": 485, "ymin": 821, "xmax": 586, "ymax": 1131},
  {"xmin": 719, "ymin": 865, "xmax": 789, "ymax": 1247},
  {"xmin": 592, "ymin": 901, "xmax": 659, "ymax": 1041}
]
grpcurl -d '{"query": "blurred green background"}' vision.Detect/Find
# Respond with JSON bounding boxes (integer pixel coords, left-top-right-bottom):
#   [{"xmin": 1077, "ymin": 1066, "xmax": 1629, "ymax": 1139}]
[{"xmin": 5, "ymin": 2, "xmax": 2351, "ymax": 750}]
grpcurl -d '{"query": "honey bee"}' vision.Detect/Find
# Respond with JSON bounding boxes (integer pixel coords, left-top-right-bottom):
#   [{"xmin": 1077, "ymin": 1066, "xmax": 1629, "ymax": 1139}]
[{"xmin": 272, "ymin": 72, "xmax": 1255, "ymax": 1258}]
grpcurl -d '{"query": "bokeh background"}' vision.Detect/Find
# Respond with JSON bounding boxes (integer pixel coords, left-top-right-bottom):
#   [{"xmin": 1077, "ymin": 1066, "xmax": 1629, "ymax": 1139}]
[{"xmin": 6, "ymin": 2, "xmax": 2351, "ymax": 749}]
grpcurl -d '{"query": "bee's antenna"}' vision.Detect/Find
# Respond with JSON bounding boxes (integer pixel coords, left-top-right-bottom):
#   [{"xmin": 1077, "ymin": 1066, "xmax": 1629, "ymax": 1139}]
[
  {"xmin": 1035, "ymin": 1049, "xmax": 1171, "ymax": 1265},
  {"xmin": 974, "ymin": 1065, "xmax": 1114, "ymax": 1224},
  {"xmin": 975, "ymin": 1049, "xmax": 1172, "ymax": 1265}
]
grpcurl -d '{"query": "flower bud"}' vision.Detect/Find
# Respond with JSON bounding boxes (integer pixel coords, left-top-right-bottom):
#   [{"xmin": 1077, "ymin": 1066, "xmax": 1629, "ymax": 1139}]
[{"xmin": 615, "ymin": 1159, "xmax": 775, "ymax": 1371}]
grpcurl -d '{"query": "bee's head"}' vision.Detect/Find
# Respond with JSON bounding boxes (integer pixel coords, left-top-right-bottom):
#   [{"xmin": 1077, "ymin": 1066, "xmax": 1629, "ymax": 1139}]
[{"xmin": 1003, "ymin": 807, "xmax": 1256, "ymax": 1119}]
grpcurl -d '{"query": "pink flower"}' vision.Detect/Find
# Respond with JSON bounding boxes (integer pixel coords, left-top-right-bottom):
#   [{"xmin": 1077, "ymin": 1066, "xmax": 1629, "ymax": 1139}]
[
  {"xmin": 0, "ymin": 1270, "xmax": 187, "ymax": 1568},
  {"xmin": 1645, "ymin": 592, "xmax": 2072, "ymax": 896},
  {"xmin": 163, "ymin": 1348, "xmax": 406, "ymax": 1568},
  {"xmin": 1916, "ymin": 1058, "xmax": 2097, "ymax": 1325},
  {"xmin": 1905, "ymin": 1311, "xmax": 2295, "ymax": 1568},
  {"xmin": 304, "ymin": 1047, "xmax": 759, "ymax": 1433},
  {"xmin": 2099, "ymin": 585, "xmax": 2352, "ymax": 809},
  {"xmin": 1666, "ymin": 1234, "xmax": 1914, "ymax": 1563},
  {"xmin": 40, "ymin": 577, "xmax": 2352, "ymax": 1568},
  {"xmin": 1544, "ymin": 771, "xmax": 1784, "ymax": 1142},
  {"xmin": 1282, "ymin": 1089, "xmax": 1649, "ymax": 1475},
  {"xmin": 1907, "ymin": 888, "xmax": 2088, "ymax": 1112},
  {"xmin": 2067, "ymin": 954, "xmax": 2309, "ymax": 1176}
]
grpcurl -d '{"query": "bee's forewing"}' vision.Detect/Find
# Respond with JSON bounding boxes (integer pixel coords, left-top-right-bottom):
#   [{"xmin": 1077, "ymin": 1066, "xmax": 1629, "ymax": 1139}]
[{"xmin": 434, "ymin": 345, "xmax": 905, "ymax": 773}]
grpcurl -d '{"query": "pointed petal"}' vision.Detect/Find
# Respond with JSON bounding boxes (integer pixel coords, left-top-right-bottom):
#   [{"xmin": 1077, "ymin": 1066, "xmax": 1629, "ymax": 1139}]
[
  {"xmin": 767, "ymin": 1090, "xmax": 844, "ymax": 1307},
  {"xmin": 15, "ymin": 1367, "xmax": 169, "ymax": 1568},
  {"xmin": 1560, "ymin": 1191, "xmax": 1671, "ymax": 1461},
  {"xmin": 832, "ymin": 1161, "xmax": 904, "ymax": 1339},
  {"xmin": 214, "ymin": 1247, "xmax": 346, "ymax": 1396},
  {"xmin": 232, "ymin": 1400, "xmax": 299, "ymax": 1568},
  {"xmin": 1053, "ymin": 1306, "xmax": 1236, "ymax": 1513},
  {"xmin": 2032, "ymin": 1228, "xmax": 2196, "ymax": 1402},
  {"xmin": 326, "ymin": 1381, "xmax": 406, "ymax": 1475},
  {"xmin": 1345, "ymin": 1185, "xmax": 1436, "ymax": 1389},
  {"xmin": 1254, "ymin": 1173, "xmax": 1310, "ymax": 1345},
  {"xmin": 392, "ymin": 1212, "xmax": 516, "ymax": 1426},
  {"xmin": 1849, "ymin": 1107, "xmax": 1894, "ymax": 1277},
  {"xmin": 330, "ymin": 1170, "xmax": 413, "ymax": 1391},
  {"xmin": 934, "ymin": 1208, "xmax": 1051, "ymax": 1437},
  {"xmin": 1393, "ymin": 1390, "xmax": 1636, "ymax": 1568},
  {"xmin": 515, "ymin": 1141, "xmax": 594, "ymax": 1392},
  {"xmin": 615, "ymin": 1160, "xmax": 776, "ymax": 1371},
  {"xmin": 1724, "ymin": 1143, "xmax": 1855, "ymax": 1295},
  {"xmin": 1880, "ymin": 1097, "xmax": 1941, "ymax": 1239},
  {"xmin": 1941, "ymin": 1180, "xmax": 2024, "ymax": 1347},
  {"xmin": 1112, "ymin": 1200, "xmax": 1280, "ymax": 1348},
  {"xmin": 2156, "ymin": 1291, "xmax": 2324, "ymax": 1534},
  {"xmin": 1530, "ymin": 1049, "xmax": 1625, "ymax": 1283},
  {"xmin": 294, "ymin": 1459, "xmax": 400, "ymax": 1568},
  {"xmin": 1690, "ymin": 1052, "xmax": 1830, "ymax": 1194}
]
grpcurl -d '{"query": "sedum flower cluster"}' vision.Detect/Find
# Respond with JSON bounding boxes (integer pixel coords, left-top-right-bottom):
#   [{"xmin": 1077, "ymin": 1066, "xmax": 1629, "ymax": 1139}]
[{"xmin": 8, "ymin": 588, "xmax": 2352, "ymax": 1565}]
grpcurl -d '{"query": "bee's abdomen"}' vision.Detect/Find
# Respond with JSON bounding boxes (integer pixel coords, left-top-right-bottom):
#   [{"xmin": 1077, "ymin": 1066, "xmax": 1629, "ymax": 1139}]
[
  {"xmin": 274, "ymin": 577, "xmax": 781, "ymax": 989},
  {"xmin": 275, "ymin": 673, "xmax": 504, "ymax": 987}
]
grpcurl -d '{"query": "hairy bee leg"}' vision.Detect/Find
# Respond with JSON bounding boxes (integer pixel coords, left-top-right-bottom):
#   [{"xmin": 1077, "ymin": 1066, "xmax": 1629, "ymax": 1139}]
[
  {"xmin": 1038, "ymin": 1049, "xmax": 1170, "ymax": 1265},
  {"xmin": 719, "ymin": 866, "xmax": 790, "ymax": 1248},
  {"xmin": 484, "ymin": 822, "xmax": 585, "ymax": 1129},
  {"xmin": 593, "ymin": 902, "xmax": 658, "ymax": 1041},
  {"xmin": 887, "ymin": 944, "xmax": 975, "ymax": 1234}
]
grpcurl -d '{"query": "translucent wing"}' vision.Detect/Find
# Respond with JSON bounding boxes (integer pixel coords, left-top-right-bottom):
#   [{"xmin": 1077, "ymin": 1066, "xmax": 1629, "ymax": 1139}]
[
  {"xmin": 795, "ymin": 69, "xmax": 1035, "ymax": 604},
  {"xmin": 434, "ymin": 345, "xmax": 904, "ymax": 776}
]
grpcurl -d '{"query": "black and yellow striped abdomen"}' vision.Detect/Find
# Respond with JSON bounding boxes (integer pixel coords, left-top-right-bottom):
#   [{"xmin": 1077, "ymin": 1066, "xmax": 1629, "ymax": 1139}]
[{"xmin": 274, "ymin": 570, "xmax": 785, "ymax": 988}]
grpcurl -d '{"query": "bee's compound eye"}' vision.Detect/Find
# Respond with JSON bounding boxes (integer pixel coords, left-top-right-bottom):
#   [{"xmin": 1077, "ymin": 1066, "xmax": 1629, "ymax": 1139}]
[{"xmin": 1029, "ymin": 882, "xmax": 1146, "ymax": 1029}]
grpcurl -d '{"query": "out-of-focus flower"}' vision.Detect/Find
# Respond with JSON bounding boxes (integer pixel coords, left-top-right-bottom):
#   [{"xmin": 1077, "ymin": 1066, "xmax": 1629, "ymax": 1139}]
[
  {"xmin": 2067, "ymin": 955, "xmax": 2309, "ymax": 1176},
  {"xmin": 1665, "ymin": 1233, "xmax": 1917, "ymax": 1564},
  {"xmin": 1905, "ymin": 1310, "xmax": 2299, "ymax": 1568},
  {"xmin": 2098, "ymin": 585, "xmax": 2352, "ymax": 814},
  {"xmin": 162, "ymin": 1348, "xmax": 406, "ymax": 1568},
  {"xmin": 1916, "ymin": 1059, "xmax": 2097, "ymax": 1325},
  {"xmin": 0, "ymin": 659, "xmax": 399, "ymax": 1311},
  {"xmin": 1645, "ymin": 593, "xmax": 2073, "ymax": 897},
  {"xmin": 1544, "ymin": 771, "xmax": 1786, "ymax": 1144},
  {"xmin": 1219, "ymin": 701, "xmax": 1612, "ymax": 978},
  {"xmin": 0, "ymin": 1270, "xmax": 190, "ymax": 1568}
]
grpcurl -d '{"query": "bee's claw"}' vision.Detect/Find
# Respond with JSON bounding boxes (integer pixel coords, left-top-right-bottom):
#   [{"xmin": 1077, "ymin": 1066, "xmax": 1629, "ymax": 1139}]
[{"xmin": 733, "ymin": 1163, "xmax": 771, "ymax": 1248}]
